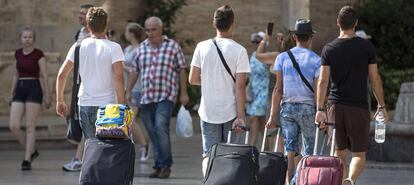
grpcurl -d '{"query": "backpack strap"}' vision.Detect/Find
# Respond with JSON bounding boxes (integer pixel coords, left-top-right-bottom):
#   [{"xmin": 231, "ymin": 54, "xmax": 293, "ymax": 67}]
[
  {"xmin": 287, "ymin": 50, "xmax": 314, "ymax": 93},
  {"xmin": 211, "ymin": 38, "xmax": 236, "ymax": 82}
]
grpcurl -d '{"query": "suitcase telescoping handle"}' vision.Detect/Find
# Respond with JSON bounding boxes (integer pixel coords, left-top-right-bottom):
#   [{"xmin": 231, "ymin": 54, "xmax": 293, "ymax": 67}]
[
  {"xmin": 313, "ymin": 122, "xmax": 336, "ymax": 156},
  {"xmin": 261, "ymin": 126, "xmax": 281, "ymax": 152},
  {"xmin": 227, "ymin": 126, "xmax": 250, "ymax": 144}
]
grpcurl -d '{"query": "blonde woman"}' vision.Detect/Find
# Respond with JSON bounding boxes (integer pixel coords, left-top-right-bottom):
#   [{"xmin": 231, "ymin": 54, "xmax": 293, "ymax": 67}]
[{"xmin": 9, "ymin": 27, "xmax": 51, "ymax": 170}]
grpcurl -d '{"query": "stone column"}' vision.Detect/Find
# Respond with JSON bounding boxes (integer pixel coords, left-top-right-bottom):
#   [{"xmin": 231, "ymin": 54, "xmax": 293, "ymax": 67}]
[{"xmin": 281, "ymin": 0, "xmax": 310, "ymax": 30}]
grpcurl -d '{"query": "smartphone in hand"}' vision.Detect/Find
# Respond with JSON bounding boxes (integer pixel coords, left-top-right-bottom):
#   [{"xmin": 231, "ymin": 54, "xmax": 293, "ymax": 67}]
[{"xmin": 267, "ymin": 22, "xmax": 274, "ymax": 36}]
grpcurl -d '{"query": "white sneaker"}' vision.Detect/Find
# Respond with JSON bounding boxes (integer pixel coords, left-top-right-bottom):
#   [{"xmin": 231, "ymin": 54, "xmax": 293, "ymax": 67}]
[
  {"xmin": 343, "ymin": 178, "xmax": 355, "ymax": 185},
  {"xmin": 62, "ymin": 158, "xmax": 82, "ymax": 172},
  {"xmin": 139, "ymin": 145, "xmax": 150, "ymax": 162}
]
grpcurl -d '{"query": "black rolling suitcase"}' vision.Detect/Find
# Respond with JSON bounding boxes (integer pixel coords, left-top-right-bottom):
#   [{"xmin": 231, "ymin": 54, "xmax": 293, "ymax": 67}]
[
  {"xmin": 80, "ymin": 138, "xmax": 135, "ymax": 185},
  {"xmin": 203, "ymin": 126, "xmax": 259, "ymax": 185},
  {"xmin": 258, "ymin": 127, "xmax": 288, "ymax": 185}
]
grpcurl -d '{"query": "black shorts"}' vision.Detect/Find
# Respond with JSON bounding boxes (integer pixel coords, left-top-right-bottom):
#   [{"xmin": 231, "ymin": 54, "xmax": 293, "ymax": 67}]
[
  {"xmin": 328, "ymin": 103, "xmax": 371, "ymax": 152},
  {"xmin": 12, "ymin": 79, "xmax": 43, "ymax": 104}
]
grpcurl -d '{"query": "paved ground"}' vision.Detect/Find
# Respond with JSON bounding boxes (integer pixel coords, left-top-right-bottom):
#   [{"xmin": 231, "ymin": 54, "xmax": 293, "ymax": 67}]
[{"xmin": 1, "ymin": 133, "xmax": 413, "ymax": 185}]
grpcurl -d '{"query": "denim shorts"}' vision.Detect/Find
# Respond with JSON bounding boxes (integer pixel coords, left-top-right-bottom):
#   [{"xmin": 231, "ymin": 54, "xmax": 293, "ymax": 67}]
[{"xmin": 280, "ymin": 102, "xmax": 316, "ymax": 156}]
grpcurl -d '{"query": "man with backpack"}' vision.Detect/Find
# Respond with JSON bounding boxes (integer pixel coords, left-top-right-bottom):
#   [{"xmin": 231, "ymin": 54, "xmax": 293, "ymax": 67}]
[
  {"xmin": 189, "ymin": 5, "xmax": 250, "ymax": 159},
  {"xmin": 56, "ymin": 7, "xmax": 125, "ymax": 138},
  {"xmin": 266, "ymin": 19, "xmax": 321, "ymax": 185},
  {"xmin": 61, "ymin": 3, "xmax": 93, "ymax": 172}
]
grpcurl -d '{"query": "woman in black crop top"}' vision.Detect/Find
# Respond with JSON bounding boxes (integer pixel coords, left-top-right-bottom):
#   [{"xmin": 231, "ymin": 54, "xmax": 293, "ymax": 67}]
[{"xmin": 9, "ymin": 27, "xmax": 51, "ymax": 171}]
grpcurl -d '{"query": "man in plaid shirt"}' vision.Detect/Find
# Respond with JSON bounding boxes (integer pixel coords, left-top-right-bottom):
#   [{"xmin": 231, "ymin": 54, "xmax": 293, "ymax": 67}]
[{"xmin": 126, "ymin": 16, "xmax": 189, "ymax": 179}]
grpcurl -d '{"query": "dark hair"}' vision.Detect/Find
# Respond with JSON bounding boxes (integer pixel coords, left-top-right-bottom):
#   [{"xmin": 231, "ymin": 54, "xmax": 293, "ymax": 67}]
[
  {"xmin": 80, "ymin": 3, "xmax": 94, "ymax": 9},
  {"xmin": 281, "ymin": 31, "xmax": 295, "ymax": 51},
  {"xmin": 126, "ymin": 22, "xmax": 145, "ymax": 42},
  {"xmin": 213, "ymin": 5, "xmax": 234, "ymax": 32},
  {"xmin": 338, "ymin": 5, "xmax": 358, "ymax": 30},
  {"xmin": 294, "ymin": 33, "xmax": 312, "ymax": 42},
  {"xmin": 86, "ymin": 7, "xmax": 107, "ymax": 33}
]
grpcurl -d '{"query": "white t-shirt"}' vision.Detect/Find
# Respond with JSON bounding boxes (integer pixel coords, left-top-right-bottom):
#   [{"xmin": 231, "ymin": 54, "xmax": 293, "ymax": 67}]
[
  {"xmin": 66, "ymin": 38, "xmax": 125, "ymax": 106},
  {"xmin": 191, "ymin": 37, "xmax": 250, "ymax": 123}
]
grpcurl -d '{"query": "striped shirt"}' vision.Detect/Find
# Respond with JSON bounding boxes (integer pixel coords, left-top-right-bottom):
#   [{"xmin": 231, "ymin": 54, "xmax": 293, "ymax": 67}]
[{"xmin": 134, "ymin": 37, "xmax": 186, "ymax": 104}]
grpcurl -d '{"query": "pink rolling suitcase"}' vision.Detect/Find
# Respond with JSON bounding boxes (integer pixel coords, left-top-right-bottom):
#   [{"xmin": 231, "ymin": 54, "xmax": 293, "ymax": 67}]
[{"xmin": 296, "ymin": 124, "xmax": 343, "ymax": 185}]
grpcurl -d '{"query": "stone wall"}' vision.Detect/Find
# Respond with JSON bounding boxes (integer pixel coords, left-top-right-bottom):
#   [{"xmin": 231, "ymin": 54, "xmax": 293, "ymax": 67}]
[
  {"xmin": 172, "ymin": 0, "xmax": 282, "ymax": 55},
  {"xmin": 172, "ymin": 0, "xmax": 364, "ymax": 54},
  {"xmin": 0, "ymin": 0, "xmax": 366, "ymax": 115},
  {"xmin": 0, "ymin": 0, "xmax": 144, "ymax": 55},
  {"xmin": 0, "ymin": 52, "xmax": 63, "ymax": 115}
]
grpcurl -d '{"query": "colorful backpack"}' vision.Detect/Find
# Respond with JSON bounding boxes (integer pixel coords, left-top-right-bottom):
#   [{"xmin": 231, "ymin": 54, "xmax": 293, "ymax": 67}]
[{"xmin": 95, "ymin": 104, "xmax": 134, "ymax": 139}]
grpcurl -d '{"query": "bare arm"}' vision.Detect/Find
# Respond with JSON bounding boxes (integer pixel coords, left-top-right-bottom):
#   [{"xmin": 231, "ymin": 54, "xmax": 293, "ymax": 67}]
[
  {"xmin": 9, "ymin": 61, "xmax": 18, "ymax": 105},
  {"xmin": 38, "ymin": 57, "xmax": 51, "ymax": 109},
  {"xmin": 316, "ymin": 66, "xmax": 330, "ymax": 110},
  {"xmin": 112, "ymin": 61, "xmax": 125, "ymax": 104},
  {"xmin": 56, "ymin": 60, "xmax": 74, "ymax": 117},
  {"xmin": 179, "ymin": 69, "xmax": 189, "ymax": 105},
  {"xmin": 126, "ymin": 70, "xmax": 138, "ymax": 104},
  {"xmin": 188, "ymin": 66, "xmax": 201, "ymax": 85},
  {"xmin": 313, "ymin": 77, "xmax": 319, "ymax": 104},
  {"xmin": 256, "ymin": 40, "xmax": 279, "ymax": 65},
  {"xmin": 233, "ymin": 73, "xmax": 248, "ymax": 128},
  {"xmin": 267, "ymin": 71, "xmax": 283, "ymax": 128},
  {"xmin": 369, "ymin": 64, "xmax": 389, "ymax": 122},
  {"xmin": 315, "ymin": 65, "xmax": 330, "ymax": 126}
]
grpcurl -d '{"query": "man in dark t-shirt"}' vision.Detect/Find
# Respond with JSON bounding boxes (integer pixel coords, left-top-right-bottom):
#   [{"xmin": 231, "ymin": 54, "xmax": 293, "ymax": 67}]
[{"xmin": 315, "ymin": 6, "xmax": 389, "ymax": 185}]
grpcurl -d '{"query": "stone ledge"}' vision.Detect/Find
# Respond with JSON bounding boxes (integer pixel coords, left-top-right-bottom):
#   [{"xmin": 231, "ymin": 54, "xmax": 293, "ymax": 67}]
[{"xmin": 370, "ymin": 122, "xmax": 414, "ymax": 136}]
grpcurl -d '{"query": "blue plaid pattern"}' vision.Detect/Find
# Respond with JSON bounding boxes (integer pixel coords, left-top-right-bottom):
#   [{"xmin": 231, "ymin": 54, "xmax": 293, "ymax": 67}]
[{"xmin": 134, "ymin": 37, "xmax": 186, "ymax": 104}]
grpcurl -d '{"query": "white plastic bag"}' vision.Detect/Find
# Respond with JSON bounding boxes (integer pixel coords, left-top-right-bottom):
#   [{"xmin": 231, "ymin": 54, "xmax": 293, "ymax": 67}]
[{"xmin": 176, "ymin": 105, "xmax": 193, "ymax": 137}]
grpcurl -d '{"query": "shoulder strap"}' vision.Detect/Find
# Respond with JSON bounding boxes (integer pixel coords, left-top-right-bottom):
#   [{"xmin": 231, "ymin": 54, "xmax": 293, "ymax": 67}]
[
  {"xmin": 69, "ymin": 43, "xmax": 81, "ymax": 117},
  {"xmin": 286, "ymin": 50, "xmax": 314, "ymax": 93},
  {"xmin": 211, "ymin": 38, "xmax": 235, "ymax": 82}
]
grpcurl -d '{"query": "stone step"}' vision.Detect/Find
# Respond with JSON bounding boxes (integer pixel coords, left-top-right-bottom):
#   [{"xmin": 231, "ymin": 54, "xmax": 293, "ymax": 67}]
[
  {"xmin": 0, "ymin": 135, "xmax": 76, "ymax": 150},
  {"xmin": 0, "ymin": 115, "xmax": 72, "ymax": 150}
]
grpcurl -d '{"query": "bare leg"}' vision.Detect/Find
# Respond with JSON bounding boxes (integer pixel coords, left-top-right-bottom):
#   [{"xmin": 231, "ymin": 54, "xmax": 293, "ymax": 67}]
[
  {"xmin": 335, "ymin": 149, "xmax": 348, "ymax": 181},
  {"xmin": 24, "ymin": 102, "xmax": 41, "ymax": 161},
  {"xmin": 75, "ymin": 137, "xmax": 84, "ymax": 160},
  {"xmin": 257, "ymin": 116, "xmax": 266, "ymax": 145},
  {"xmin": 130, "ymin": 106, "xmax": 148, "ymax": 145},
  {"xmin": 249, "ymin": 116, "xmax": 259, "ymax": 145},
  {"xmin": 286, "ymin": 151, "xmax": 296, "ymax": 185},
  {"xmin": 9, "ymin": 102, "xmax": 26, "ymax": 147},
  {"xmin": 349, "ymin": 152, "xmax": 366, "ymax": 183}
]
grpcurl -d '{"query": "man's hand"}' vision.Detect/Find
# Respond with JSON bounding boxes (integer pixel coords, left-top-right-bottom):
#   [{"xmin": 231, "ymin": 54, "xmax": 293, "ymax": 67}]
[
  {"xmin": 266, "ymin": 117, "xmax": 277, "ymax": 129},
  {"xmin": 374, "ymin": 107, "xmax": 390, "ymax": 124},
  {"xmin": 56, "ymin": 101, "xmax": 68, "ymax": 117},
  {"xmin": 232, "ymin": 118, "xmax": 245, "ymax": 133},
  {"xmin": 180, "ymin": 93, "xmax": 189, "ymax": 106},
  {"xmin": 315, "ymin": 110, "xmax": 328, "ymax": 128}
]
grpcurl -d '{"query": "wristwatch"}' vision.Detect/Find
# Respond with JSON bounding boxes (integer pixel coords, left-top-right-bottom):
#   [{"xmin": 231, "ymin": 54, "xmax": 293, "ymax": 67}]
[{"xmin": 317, "ymin": 107, "xmax": 325, "ymax": 112}]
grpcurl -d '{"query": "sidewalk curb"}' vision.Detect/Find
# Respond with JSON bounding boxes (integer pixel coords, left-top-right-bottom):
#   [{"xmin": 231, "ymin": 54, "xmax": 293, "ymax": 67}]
[{"xmin": 366, "ymin": 161, "xmax": 414, "ymax": 171}]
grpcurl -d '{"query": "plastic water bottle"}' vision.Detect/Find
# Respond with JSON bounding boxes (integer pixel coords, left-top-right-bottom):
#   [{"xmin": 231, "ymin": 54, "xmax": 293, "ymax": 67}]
[{"xmin": 375, "ymin": 111, "xmax": 386, "ymax": 143}]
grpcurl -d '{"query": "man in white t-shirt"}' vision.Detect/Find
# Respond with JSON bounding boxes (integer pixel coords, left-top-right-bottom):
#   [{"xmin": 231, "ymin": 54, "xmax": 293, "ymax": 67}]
[
  {"xmin": 56, "ymin": 7, "xmax": 125, "ymax": 139},
  {"xmin": 189, "ymin": 5, "xmax": 250, "ymax": 157}
]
